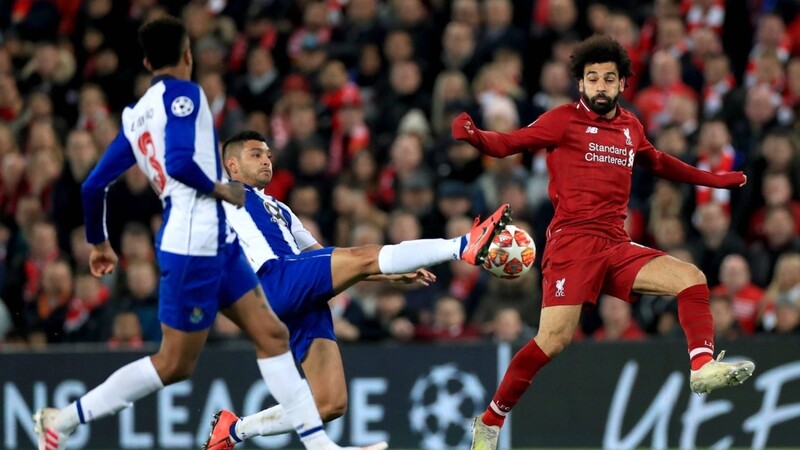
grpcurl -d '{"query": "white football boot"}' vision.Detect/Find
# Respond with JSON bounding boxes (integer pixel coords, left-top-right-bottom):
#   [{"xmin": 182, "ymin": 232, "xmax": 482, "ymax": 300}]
[
  {"xmin": 690, "ymin": 350, "xmax": 756, "ymax": 394},
  {"xmin": 469, "ymin": 416, "xmax": 500, "ymax": 450},
  {"xmin": 33, "ymin": 408, "xmax": 69, "ymax": 450}
]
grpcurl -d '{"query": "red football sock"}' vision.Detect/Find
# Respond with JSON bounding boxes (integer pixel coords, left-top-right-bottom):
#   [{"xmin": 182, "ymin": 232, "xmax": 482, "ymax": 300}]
[
  {"xmin": 482, "ymin": 339, "xmax": 551, "ymax": 428},
  {"xmin": 676, "ymin": 284, "xmax": 715, "ymax": 371}
]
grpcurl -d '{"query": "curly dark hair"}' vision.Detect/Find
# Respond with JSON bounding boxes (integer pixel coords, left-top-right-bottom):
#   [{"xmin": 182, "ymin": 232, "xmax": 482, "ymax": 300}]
[{"xmin": 569, "ymin": 35, "xmax": 634, "ymax": 81}]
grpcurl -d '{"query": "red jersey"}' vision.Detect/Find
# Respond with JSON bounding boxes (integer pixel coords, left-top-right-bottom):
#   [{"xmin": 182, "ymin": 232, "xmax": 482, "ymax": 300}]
[
  {"xmin": 453, "ymin": 102, "xmax": 745, "ymax": 243},
  {"xmin": 478, "ymin": 99, "xmax": 654, "ymax": 242}
]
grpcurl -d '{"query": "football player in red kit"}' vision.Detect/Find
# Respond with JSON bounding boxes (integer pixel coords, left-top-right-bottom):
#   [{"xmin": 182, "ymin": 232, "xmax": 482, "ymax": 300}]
[{"xmin": 452, "ymin": 35, "xmax": 756, "ymax": 450}]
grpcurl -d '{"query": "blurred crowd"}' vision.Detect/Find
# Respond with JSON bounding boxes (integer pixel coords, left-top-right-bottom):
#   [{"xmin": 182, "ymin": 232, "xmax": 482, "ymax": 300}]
[{"xmin": 0, "ymin": 0, "xmax": 799, "ymax": 350}]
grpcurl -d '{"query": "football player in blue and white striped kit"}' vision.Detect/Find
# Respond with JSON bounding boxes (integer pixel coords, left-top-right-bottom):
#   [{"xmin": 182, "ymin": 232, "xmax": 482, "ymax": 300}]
[
  {"xmin": 33, "ymin": 17, "xmax": 385, "ymax": 450},
  {"xmin": 203, "ymin": 131, "xmax": 510, "ymax": 449}
]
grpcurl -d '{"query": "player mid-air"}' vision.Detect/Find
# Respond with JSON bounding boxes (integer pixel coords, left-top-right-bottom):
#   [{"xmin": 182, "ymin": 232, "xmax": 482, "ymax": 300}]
[
  {"xmin": 202, "ymin": 130, "xmax": 511, "ymax": 449},
  {"xmin": 451, "ymin": 35, "xmax": 755, "ymax": 450},
  {"xmin": 33, "ymin": 17, "xmax": 384, "ymax": 450}
]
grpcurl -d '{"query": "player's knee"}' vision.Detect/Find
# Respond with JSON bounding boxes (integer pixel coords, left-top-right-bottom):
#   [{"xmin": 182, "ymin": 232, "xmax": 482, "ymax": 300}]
[
  {"xmin": 152, "ymin": 355, "xmax": 196, "ymax": 385},
  {"xmin": 681, "ymin": 264, "xmax": 707, "ymax": 290},
  {"xmin": 266, "ymin": 321, "xmax": 290, "ymax": 343},
  {"xmin": 535, "ymin": 331, "xmax": 573, "ymax": 358},
  {"xmin": 349, "ymin": 246, "xmax": 380, "ymax": 271},
  {"xmin": 317, "ymin": 395, "xmax": 347, "ymax": 422}
]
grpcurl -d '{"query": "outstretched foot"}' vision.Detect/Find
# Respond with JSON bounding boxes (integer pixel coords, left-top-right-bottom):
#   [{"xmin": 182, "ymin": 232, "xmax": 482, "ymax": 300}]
[
  {"xmin": 203, "ymin": 410, "xmax": 240, "ymax": 450},
  {"xmin": 462, "ymin": 204, "xmax": 512, "ymax": 265},
  {"xmin": 469, "ymin": 415, "xmax": 499, "ymax": 450},
  {"xmin": 33, "ymin": 408, "xmax": 68, "ymax": 450},
  {"xmin": 690, "ymin": 350, "xmax": 756, "ymax": 394}
]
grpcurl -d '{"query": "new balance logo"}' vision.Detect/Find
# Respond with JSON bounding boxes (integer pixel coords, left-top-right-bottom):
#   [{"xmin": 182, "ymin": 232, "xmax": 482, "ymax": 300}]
[
  {"xmin": 585, "ymin": 126, "xmax": 598, "ymax": 134},
  {"xmin": 555, "ymin": 277, "xmax": 566, "ymax": 297}
]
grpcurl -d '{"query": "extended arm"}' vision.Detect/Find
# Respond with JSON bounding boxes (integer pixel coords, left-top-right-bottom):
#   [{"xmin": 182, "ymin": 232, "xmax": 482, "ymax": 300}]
[
  {"xmin": 451, "ymin": 112, "xmax": 562, "ymax": 158},
  {"xmin": 636, "ymin": 147, "xmax": 746, "ymax": 188}
]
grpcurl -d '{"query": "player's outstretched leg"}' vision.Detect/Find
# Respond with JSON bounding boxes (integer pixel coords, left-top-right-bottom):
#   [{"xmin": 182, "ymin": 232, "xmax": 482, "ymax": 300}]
[
  {"xmin": 689, "ymin": 350, "xmax": 756, "ymax": 394},
  {"xmin": 330, "ymin": 204, "xmax": 512, "ymax": 292},
  {"xmin": 470, "ymin": 416, "xmax": 500, "ymax": 450},
  {"xmin": 461, "ymin": 203, "xmax": 512, "ymax": 265},
  {"xmin": 204, "ymin": 409, "xmax": 389, "ymax": 450}
]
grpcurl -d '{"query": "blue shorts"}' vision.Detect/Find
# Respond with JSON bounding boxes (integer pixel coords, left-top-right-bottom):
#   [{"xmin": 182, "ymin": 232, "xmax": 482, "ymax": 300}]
[
  {"xmin": 257, "ymin": 247, "xmax": 336, "ymax": 361},
  {"xmin": 158, "ymin": 242, "xmax": 259, "ymax": 332}
]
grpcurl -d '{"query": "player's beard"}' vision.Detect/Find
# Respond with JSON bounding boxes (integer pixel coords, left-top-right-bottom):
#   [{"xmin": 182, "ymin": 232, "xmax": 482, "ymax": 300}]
[{"xmin": 583, "ymin": 92, "xmax": 619, "ymax": 115}]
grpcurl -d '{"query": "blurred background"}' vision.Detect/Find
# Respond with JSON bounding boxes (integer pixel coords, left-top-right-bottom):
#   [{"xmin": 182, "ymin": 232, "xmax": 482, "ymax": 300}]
[
  {"xmin": 0, "ymin": 0, "xmax": 799, "ymax": 448},
  {"xmin": 0, "ymin": 0, "xmax": 799, "ymax": 351}
]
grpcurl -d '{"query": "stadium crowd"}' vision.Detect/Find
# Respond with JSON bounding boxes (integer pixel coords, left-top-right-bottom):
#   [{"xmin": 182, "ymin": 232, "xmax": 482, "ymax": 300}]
[{"xmin": 0, "ymin": 0, "xmax": 799, "ymax": 349}]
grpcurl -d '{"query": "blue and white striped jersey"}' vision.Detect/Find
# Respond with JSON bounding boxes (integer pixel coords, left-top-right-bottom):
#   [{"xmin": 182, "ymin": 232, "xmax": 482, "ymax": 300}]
[
  {"xmin": 82, "ymin": 75, "xmax": 226, "ymax": 256},
  {"xmin": 223, "ymin": 185, "xmax": 317, "ymax": 273}
]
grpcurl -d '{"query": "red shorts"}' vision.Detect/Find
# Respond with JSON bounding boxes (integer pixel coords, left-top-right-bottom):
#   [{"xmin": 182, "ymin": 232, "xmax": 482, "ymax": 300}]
[{"xmin": 541, "ymin": 234, "xmax": 666, "ymax": 308}]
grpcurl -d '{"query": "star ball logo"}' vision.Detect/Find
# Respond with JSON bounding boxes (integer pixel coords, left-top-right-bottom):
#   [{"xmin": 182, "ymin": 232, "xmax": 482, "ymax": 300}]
[
  {"xmin": 171, "ymin": 96, "xmax": 194, "ymax": 117},
  {"xmin": 408, "ymin": 364, "xmax": 486, "ymax": 449}
]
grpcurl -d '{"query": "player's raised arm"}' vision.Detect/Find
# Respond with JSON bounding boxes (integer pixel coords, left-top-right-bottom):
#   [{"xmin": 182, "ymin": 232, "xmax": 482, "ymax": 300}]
[
  {"xmin": 634, "ymin": 134, "xmax": 746, "ymax": 189},
  {"xmin": 451, "ymin": 111, "xmax": 563, "ymax": 158}
]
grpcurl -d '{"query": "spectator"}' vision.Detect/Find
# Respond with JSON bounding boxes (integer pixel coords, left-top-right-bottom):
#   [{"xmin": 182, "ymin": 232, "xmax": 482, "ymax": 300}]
[
  {"xmin": 771, "ymin": 285, "xmax": 800, "ymax": 335},
  {"xmin": 689, "ymin": 201, "xmax": 748, "ymax": 286},
  {"xmin": 634, "ymin": 50, "xmax": 697, "ymax": 136},
  {"xmin": 104, "ymin": 166, "xmax": 162, "ymax": 251},
  {"xmin": 4, "ymin": 220, "xmax": 60, "ymax": 333},
  {"xmin": 431, "ymin": 70, "xmax": 472, "ymax": 137},
  {"xmin": 694, "ymin": 119, "xmax": 739, "ymax": 211},
  {"xmin": 107, "ymin": 311, "xmax": 144, "ymax": 349},
  {"xmin": 359, "ymin": 285, "xmax": 417, "ymax": 341},
  {"xmin": 64, "ymin": 273, "xmax": 110, "ymax": 342},
  {"xmin": 230, "ymin": 47, "xmax": 280, "ymax": 115},
  {"xmin": 114, "ymin": 261, "xmax": 160, "ymax": 343},
  {"xmin": 712, "ymin": 254, "xmax": 764, "ymax": 334},
  {"xmin": 377, "ymin": 133, "xmax": 428, "ymax": 208},
  {"xmin": 759, "ymin": 252, "xmax": 800, "ymax": 331},
  {"xmin": 709, "ymin": 292, "xmax": 742, "ymax": 340},
  {"xmin": 592, "ymin": 295, "xmax": 647, "ymax": 341},
  {"xmin": 397, "ymin": 173, "xmax": 435, "ymax": 227},
  {"xmin": 75, "ymin": 84, "xmax": 110, "ymax": 132},
  {"xmin": 332, "ymin": 181, "xmax": 387, "ymax": 247},
  {"xmin": 652, "ymin": 215, "xmax": 687, "ymax": 252},
  {"xmin": 413, "ymin": 296, "xmax": 481, "ymax": 341},
  {"xmin": 486, "ymin": 307, "xmax": 536, "ymax": 343},
  {"xmin": 442, "ymin": 215, "xmax": 489, "ymax": 320},
  {"xmin": 747, "ymin": 172, "xmax": 800, "ymax": 242},
  {"xmin": 52, "ymin": 130, "xmax": 99, "ymax": 253},
  {"xmin": 748, "ymin": 205, "xmax": 800, "ymax": 286},
  {"xmin": 374, "ymin": 60, "xmax": 430, "ymax": 148},
  {"xmin": 474, "ymin": 0, "xmax": 526, "ymax": 66},
  {"xmin": 31, "ymin": 259, "xmax": 74, "ymax": 343},
  {"xmin": 702, "ymin": 53, "xmax": 736, "ymax": 118},
  {"xmin": 199, "ymin": 71, "xmax": 245, "ymax": 140},
  {"xmin": 451, "ymin": 0, "xmax": 482, "ymax": 30},
  {"xmin": 329, "ymin": 290, "xmax": 367, "ymax": 343}
]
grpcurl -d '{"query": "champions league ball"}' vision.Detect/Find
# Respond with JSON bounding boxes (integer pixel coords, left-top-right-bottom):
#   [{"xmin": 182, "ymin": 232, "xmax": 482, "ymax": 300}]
[{"xmin": 483, "ymin": 225, "xmax": 536, "ymax": 279}]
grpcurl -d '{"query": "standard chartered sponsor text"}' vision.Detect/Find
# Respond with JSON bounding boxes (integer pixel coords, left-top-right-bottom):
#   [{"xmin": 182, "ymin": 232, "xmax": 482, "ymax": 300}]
[{"xmin": 586, "ymin": 142, "xmax": 631, "ymax": 167}]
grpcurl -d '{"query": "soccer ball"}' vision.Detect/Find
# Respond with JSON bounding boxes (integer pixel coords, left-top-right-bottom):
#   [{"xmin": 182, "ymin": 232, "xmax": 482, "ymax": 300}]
[{"xmin": 483, "ymin": 225, "xmax": 536, "ymax": 279}]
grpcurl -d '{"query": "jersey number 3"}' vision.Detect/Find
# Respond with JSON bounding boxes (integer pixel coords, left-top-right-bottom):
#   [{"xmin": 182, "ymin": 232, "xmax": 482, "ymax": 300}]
[{"xmin": 137, "ymin": 132, "xmax": 166, "ymax": 194}]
